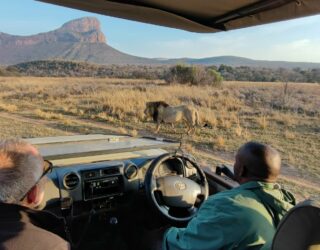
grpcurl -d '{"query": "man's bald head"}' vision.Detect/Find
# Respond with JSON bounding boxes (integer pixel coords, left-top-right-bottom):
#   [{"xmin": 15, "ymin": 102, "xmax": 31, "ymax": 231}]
[
  {"xmin": 234, "ymin": 141, "xmax": 281, "ymax": 183},
  {"xmin": 0, "ymin": 139, "xmax": 43, "ymax": 203}
]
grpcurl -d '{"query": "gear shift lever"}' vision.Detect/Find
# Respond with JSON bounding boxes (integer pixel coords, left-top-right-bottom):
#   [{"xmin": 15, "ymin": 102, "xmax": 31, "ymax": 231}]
[{"xmin": 61, "ymin": 197, "xmax": 73, "ymax": 217}]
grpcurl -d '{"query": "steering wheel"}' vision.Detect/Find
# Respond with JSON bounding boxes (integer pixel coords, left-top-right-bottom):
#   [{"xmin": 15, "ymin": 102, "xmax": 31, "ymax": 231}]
[{"xmin": 145, "ymin": 153, "xmax": 208, "ymax": 223}]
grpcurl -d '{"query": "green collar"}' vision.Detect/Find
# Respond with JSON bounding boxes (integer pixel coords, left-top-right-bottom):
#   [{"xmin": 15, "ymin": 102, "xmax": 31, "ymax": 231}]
[{"xmin": 237, "ymin": 181, "xmax": 280, "ymax": 190}]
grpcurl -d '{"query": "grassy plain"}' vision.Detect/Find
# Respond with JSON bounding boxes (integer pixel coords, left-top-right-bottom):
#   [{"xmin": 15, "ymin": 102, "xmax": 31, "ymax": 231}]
[{"xmin": 0, "ymin": 77, "xmax": 319, "ymax": 201}]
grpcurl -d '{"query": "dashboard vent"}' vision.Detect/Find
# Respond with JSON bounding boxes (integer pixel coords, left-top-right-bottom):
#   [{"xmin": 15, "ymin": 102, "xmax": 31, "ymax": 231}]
[
  {"xmin": 63, "ymin": 172, "xmax": 80, "ymax": 190},
  {"xmin": 124, "ymin": 164, "xmax": 138, "ymax": 179}
]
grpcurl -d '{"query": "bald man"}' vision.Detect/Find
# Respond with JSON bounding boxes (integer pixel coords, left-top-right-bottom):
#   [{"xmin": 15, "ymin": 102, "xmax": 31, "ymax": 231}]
[
  {"xmin": 163, "ymin": 141, "xmax": 296, "ymax": 250},
  {"xmin": 0, "ymin": 139, "xmax": 69, "ymax": 250}
]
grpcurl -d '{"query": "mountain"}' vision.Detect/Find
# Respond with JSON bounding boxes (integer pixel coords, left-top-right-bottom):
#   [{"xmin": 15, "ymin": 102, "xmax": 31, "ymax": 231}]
[
  {"xmin": 166, "ymin": 56, "xmax": 320, "ymax": 69},
  {"xmin": 0, "ymin": 17, "xmax": 158, "ymax": 65},
  {"xmin": 0, "ymin": 17, "xmax": 320, "ymax": 69}
]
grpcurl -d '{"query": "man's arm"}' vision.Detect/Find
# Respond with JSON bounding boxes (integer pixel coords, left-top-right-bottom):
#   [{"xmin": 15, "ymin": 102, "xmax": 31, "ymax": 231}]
[{"xmin": 162, "ymin": 195, "xmax": 238, "ymax": 250}]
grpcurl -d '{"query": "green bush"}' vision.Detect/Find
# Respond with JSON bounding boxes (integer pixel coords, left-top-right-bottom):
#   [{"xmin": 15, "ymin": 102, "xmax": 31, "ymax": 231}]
[
  {"xmin": 165, "ymin": 64, "xmax": 194, "ymax": 84},
  {"xmin": 165, "ymin": 64, "xmax": 223, "ymax": 86},
  {"xmin": 207, "ymin": 68, "xmax": 223, "ymax": 87}
]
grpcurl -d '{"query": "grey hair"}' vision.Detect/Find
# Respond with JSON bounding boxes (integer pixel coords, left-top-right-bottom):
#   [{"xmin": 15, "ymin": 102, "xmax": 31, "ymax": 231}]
[{"xmin": 0, "ymin": 139, "xmax": 43, "ymax": 203}]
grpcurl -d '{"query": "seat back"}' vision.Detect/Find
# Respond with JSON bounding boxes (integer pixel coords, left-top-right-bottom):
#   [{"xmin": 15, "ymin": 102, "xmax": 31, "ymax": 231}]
[{"xmin": 272, "ymin": 200, "xmax": 320, "ymax": 250}]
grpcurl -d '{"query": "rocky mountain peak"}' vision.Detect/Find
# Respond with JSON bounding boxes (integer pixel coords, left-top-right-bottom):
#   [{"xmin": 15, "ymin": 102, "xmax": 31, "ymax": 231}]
[
  {"xmin": 0, "ymin": 17, "xmax": 106, "ymax": 48},
  {"xmin": 60, "ymin": 17, "xmax": 106, "ymax": 43},
  {"xmin": 61, "ymin": 17, "xmax": 101, "ymax": 33}
]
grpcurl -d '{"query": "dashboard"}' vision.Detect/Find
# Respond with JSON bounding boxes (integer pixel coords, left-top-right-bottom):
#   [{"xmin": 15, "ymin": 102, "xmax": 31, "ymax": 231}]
[{"xmin": 44, "ymin": 156, "xmax": 198, "ymax": 214}]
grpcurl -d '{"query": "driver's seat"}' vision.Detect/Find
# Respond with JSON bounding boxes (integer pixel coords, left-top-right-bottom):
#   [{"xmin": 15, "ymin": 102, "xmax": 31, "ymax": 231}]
[{"xmin": 272, "ymin": 199, "xmax": 320, "ymax": 250}]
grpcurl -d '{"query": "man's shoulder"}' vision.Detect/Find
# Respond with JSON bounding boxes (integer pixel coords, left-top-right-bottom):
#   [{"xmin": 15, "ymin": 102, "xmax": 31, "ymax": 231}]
[
  {"xmin": 208, "ymin": 185, "xmax": 256, "ymax": 204},
  {"xmin": 0, "ymin": 203, "xmax": 69, "ymax": 250},
  {"xmin": 204, "ymin": 181, "xmax": 295, "ymax": 214},
  {"xmin": 0, "ymin": 218, "xmax": 69, "ymax": 250},
  {"xmin": 202, "ymin": 183, "xmax": 271, "ymax": 215},
  {"xmin": 27, "ymin": 223, "xmax": 70, "ymax": 249}
]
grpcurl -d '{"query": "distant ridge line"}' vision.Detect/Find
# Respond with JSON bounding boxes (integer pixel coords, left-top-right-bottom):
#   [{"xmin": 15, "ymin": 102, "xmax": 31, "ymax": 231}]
[{"xmin": 0, "ymin": 17, "xmax": 320, "ymax": 69}]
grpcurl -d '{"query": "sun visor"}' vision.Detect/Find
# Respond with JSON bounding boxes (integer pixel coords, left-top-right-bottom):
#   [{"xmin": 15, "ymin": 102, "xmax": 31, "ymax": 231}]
[{"xmin": 37, "ymin": 0, "xmax": 320, "ymax": 33}]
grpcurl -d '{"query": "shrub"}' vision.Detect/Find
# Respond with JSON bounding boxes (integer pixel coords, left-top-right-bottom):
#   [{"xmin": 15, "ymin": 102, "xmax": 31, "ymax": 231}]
[
  {"xmin": 212, "ymin": 136, "xmax": 226, "ymax": 150},
  {"xmin": 284, "ymin": 130, "xmax": 296, "ymax": 139},
  {"xmin": 165, "ymin": 64, "xmax": 194, "ymax": 84},
  {"xmin": 165, "ymin": 64, "xmax": 223, "ymax": 86},
  {"xmin": 256, "ymin": 115, "xmax": 268, "ymax": 130},
  {"xmin": 0, "ymin": 102, "xmax": 18, "ymax": 112},
  {"xmin": 206, "ymin": 68, "xmax": 223, "ymax": 87},
  {"xmin": 33, "ymin": 109, "xmax": 64, "ymax": 120}
]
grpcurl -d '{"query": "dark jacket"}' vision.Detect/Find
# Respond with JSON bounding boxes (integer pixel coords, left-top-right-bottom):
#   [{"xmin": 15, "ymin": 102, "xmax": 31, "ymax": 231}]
[{"xmin": 0, "ymin": 203, "xmax": 69, "ymax": 250}]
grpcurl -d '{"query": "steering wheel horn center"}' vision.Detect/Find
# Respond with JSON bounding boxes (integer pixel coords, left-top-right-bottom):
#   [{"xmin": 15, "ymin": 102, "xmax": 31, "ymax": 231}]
[
  {"xmin": 157, "ymin": 176, "xmax": 201, "ymax": 208},
  {"xmin": 174, "ymin": 181, "xmax": 187, "ymax": 190}
]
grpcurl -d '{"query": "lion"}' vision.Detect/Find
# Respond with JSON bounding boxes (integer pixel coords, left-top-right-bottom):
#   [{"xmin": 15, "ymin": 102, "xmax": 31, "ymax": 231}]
[{"xmin": 144, "ymin": 101, "xmax": 200, "ymax": 134}]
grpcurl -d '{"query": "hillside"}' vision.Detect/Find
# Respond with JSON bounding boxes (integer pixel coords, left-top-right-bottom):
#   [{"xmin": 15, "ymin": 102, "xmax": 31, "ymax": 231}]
[
  {"xmin": 1, "ymin": 17, "xmax": 320, "ymax": 69},
  {"xmin": 7, "ymin": 60, "xmax": 166, "ymax": 79},
  {"xmin": 167, "ymin": 56, "xmax": 320, "ymax": 70},
  {"xmin": 7, "ymin": 60, "xmax": 320, "ymax": 83}
]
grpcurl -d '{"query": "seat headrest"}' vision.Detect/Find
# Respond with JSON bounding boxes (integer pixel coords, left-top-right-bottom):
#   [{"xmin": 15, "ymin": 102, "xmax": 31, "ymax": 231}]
[{"xmin": 272, "ymin": 200, "xmax": 320, "ymax": 250}]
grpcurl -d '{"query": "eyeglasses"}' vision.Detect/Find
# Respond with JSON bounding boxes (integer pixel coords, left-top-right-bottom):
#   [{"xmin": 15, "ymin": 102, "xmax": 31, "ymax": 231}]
[{"xmin": 19, "ymin": 160, "xmax": 53, "ymax": 202}]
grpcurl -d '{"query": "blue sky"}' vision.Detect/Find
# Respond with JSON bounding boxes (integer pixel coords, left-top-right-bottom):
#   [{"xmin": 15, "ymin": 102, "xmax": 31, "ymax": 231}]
[{"xmin": 1, "ymin": 0, "xmax": 320, "ymax": 62}]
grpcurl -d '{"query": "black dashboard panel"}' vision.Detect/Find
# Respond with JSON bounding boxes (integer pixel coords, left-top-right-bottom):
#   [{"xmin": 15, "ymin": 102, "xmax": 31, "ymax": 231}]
[{"xmin": 81, "ymin": 168, "xmax": 123, "ymax": 201}]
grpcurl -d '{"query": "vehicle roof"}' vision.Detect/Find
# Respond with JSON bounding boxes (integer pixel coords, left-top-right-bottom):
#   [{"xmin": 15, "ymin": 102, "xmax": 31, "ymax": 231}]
[{"xmin": 37, "ymin": 0, "xmax": 320, "ymax": 32}]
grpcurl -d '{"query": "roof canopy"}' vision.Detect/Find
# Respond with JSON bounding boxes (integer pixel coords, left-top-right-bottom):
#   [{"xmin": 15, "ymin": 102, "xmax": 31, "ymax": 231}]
[{"xmin": 37, "ymin": 0, "xmax": 320, "ymax": 33}]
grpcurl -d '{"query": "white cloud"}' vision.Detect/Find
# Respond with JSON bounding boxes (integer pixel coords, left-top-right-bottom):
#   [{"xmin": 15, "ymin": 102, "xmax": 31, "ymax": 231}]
[
  {"xmin": 286, "ymin": 39, "xmax": 311, "ymax": 49},
  {"xmin": 270, "ymin": 39, "xmax": 320, "ymax": 62}
]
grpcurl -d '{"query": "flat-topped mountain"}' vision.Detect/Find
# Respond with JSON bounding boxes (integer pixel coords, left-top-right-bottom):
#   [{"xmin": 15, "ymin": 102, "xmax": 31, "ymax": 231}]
[
  {"xmin": 0, "ymin": 17, "xmax": 106, "ymax": 47},
  {"xmin": 0, "ymin": 17, "xmax": 319, "ymax": 69},
  {"xmin": 0, "ymin": 17, "xmax": 157, "ymax": 65}
]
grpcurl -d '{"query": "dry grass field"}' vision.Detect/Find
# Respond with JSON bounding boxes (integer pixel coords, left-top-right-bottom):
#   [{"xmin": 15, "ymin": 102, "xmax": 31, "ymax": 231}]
[{"xmin": 0, "ymin": 76, "xmax": 319, "ymax": 201}]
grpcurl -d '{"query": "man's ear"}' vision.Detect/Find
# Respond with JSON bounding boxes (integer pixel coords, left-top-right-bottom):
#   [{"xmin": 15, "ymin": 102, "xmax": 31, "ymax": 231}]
[
  {"xmin": 234, "ymin": 163, "xmax": 245, "ymax": 183},
  {"xmin": 241, "ymin": 165, "xmax": 248, "ymax": 177},
  {"xmin": 26, "ymin": 185, "xmax": 40, "ymax": 205}
]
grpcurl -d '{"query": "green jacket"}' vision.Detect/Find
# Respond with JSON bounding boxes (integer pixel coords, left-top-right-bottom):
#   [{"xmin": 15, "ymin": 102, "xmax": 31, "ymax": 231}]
[{"xmin": 163, "ymin": 181, "xmax": 295, "ymax": 250}]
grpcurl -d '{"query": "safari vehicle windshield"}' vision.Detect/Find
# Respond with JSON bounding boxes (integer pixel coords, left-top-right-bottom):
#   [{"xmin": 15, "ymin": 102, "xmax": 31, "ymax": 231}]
[{"xmin": 0, "ymin": 1, "xmax": 319, "ymax": 250}]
